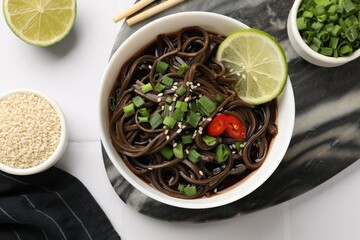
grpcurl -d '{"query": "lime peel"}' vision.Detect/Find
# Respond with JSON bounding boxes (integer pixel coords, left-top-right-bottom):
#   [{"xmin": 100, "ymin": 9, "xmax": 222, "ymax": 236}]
[{"xmin": 216, "ymin": 28, "xmax": 288, "ymax": 105}]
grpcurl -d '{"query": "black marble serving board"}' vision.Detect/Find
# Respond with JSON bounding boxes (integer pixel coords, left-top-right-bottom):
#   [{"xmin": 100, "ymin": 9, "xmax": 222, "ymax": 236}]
[{"xmin": 102, "ymin": 0, "xmax": 360, "ymax": 222}]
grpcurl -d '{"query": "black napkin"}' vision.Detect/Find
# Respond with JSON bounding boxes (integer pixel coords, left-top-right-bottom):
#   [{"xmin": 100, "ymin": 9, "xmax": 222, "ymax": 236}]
[{"xmin": 0, "ymin": 167, "xmax": 121, "ymax": 240}]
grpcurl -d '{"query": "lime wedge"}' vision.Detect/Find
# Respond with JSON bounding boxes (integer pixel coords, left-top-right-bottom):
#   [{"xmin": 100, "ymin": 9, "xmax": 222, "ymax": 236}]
[
  {"xmin": 216, "ymin": 29, "xmax": 288, "ymax": 105},
  {"xmin": 3, "ymin": 0, "xmax": 77, "ymax": 47}
]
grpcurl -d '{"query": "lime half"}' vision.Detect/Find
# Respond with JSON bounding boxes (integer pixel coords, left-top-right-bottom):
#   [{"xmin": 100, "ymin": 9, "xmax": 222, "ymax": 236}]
[
  {"xmin": 3, "ymin": 0, "xmax": 77, "ymax": 47},
  {"xmin": 216, "ymin": 29, "xmax": 288, "ymax": 105}
]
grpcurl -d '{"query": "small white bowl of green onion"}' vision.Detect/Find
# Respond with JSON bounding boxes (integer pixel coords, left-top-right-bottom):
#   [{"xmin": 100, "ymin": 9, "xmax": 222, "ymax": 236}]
[{"xmin": 287, "ymin": 0, "xmax": 360, "ymax": 67}]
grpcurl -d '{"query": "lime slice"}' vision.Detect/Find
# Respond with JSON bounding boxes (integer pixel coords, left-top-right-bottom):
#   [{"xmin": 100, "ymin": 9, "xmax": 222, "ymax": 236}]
[
  {"xmin": 3, "ymin": 0, "xmax": 77, "ymax": 47},
  {"xmin": 216, "ymin": 29, "xmax": 288, "ymax": 105}
]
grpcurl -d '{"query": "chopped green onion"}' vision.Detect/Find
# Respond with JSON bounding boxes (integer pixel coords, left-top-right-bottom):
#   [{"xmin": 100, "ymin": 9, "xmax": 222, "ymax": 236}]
[
  {"xmin": 197, "ymin": 96, "xmax": 217, "ymax": 116},
  {"xmin": 188, "ymin": 149, "xmax": 201, "ymax": 164},
  {"xmin": 312, "ymin": 37, "xmax": 323, "ymax": 48},
  {"xmin": 303, "ymin": 30, "xmax": 316, "ymax": 44},
  {"xmin": 317, "ymin": 30, "xmax": 330, "ymax": 42},
  {"xmin": 141, "ymin": 83, "xmax": 153, "ymax": 93},
  {"xmin": 319, "ymin": 47, "xmax": 333, "ymax": 56},
  {"xmin": 156, "ymin": 60, "xmax": 169, "ymax": 74},
  {"xmin": 176, "ymin": 86, "xmax": 187, "ymax": 96},
  {"xmin": 175, "ymin": 101, "xmax": 188, "ymax": 112},
  {"xmin": 109, "ymin": 96, "xmax": 116, "ymax": 112},
  {"xmin": 165, "ymin": 96, "xmax": 173, "ymax": 104},
  {"xmin": 315, "ymin": 5, "xmax": 326, "ymax": 16},
  {"xmin": 161, "ymin": 75, "xmax": 174, "ymax": 87},
  {"xmin": 138, "ymin": 116, "xmax": 149, "ymax": 123},
  {"xmin": 215, "ymin": 94, "xmax": 224, "ymax": 103},
  {"xmin": 163, "ymin": 116, "xmax": 177, "ymax": 129},
  {"xmin": 153, "ymin": 73, "xmax": 161, "ymax": 82},
  {"xmin": 345, "ymin": 24, "xmax": 358, "ymax": 42},
  {"xmin": 303, "ymin": 10, "xmax": 314, "ymax": 18},
  {"xmin": 132, "ymin": 96, "xmax": 145, "ymax": 108},
  {"xmin": 235, "ymin": 142, "xmax": 245, "ymax": 152},
  {"xmin": 186, "ymin": 111, "xmax": 202, "ymax": 128},
  {"xmin": 215, "ymin": 144, "xmax": 230, "ymax": 164},
  {"xmin": 342, "ymin": 0, "xmax": 356, "ymax": 14},
  {"xmin": 164, "ymin": 104, "xmax": 170, "ymax": 116},
  {"xmin": 338, "ymin": 42, "xmax": 353, "ymax": 56},
  {"xmin": 297, "ymin": 0, "xmax": 360, "ymax": 57},
  {"xmin": 181, "ymin": 134, "xmax": 193, "ymax": 144},
  {"xmin": 178, "ymin": 65, "xmax": 189, "ymax": 75},
  {"xmin": 149, "ymin": 113, "xmax": 162, "ymax": 129},
  {"xmin": 123, "ymin": 103, "xmax": 135, "ymax": 117},
  {"xmin": 178, "ymin": 183, "xmax": 185, "ymax": 192},
  {"xmin": 329, "ymin": 37, "xmax": 340, "ymax": 49},
  {"xmin": 139, "ymin": 107, "xmax": 150, "ymax": 117},
  {"xmin": 331, "ymin": 25, "xmax": 342, "ymax": 36},
  {"xmin": 327, "ymin": 4, "xmax": 337, "ymax": 14},
  {"xmin": 172, "ymin": 108, "xmax": 185, "ymax": 121},
  {"xmin": 202, "ymin": 135, "xmax": 217, "ymax": 146},
  {"xmin": 155, "ymin": 83, "xmax": 165, "ymax": 92},
  {"xmin": 160, "ymin": 146, "xmax": 173, "ymax": 160},
  {"xmin": 184, "ymin": 185, "xmax": 197, "ymax": 196},
  {"xmin": 297, "ymin": 17, "xmax": 308, "ymax": 30},
  {"xmin": 173, "ymin": 143, "xmax": 184, "ymax": 159}
]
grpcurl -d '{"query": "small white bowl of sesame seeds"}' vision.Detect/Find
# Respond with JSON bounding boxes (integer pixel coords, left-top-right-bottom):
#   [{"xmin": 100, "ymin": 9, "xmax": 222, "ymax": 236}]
[{"xmin": 0, "ymin": 89, "xmax": 68, "ymax": 175}]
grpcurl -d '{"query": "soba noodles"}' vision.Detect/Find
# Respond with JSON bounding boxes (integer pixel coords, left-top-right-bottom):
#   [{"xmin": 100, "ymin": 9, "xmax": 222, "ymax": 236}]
[{"xmin": 109, "ymin": 26, "xmax": 278, "ymax": 199}]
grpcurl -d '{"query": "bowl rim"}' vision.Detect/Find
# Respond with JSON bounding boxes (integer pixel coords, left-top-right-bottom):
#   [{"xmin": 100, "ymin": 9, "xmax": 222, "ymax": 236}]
[
  {"xmin": 288, "ymin": 0, "xmax": 360, "ymax": 64},
  {"xmin": 0, "ymin": 89, "xmax": 68, "ymax": 175},
  {"xmin": 99, "ymin": 11, "xmax": 295, "ymax": 209}
]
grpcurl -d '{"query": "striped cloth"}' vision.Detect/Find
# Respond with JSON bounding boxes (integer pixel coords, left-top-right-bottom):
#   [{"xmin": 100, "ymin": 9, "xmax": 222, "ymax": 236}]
[{"xmin": 0, "ymin": 168, "xmax": 120, "ymax": 240}]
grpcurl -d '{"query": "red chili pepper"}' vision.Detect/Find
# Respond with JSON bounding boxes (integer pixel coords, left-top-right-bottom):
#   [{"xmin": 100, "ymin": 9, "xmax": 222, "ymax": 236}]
[
  {"xmin": 225, "ymin": 115, "xmax": 246, "ymax": 140},
  {"xmin": 207, "ymin": 114, "xmax": 228, "ymax": 136}
]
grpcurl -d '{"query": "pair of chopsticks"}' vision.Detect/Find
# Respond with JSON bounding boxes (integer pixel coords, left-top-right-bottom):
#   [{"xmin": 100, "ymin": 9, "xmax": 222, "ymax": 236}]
[{"xmin": 113, "ymin": 0, "xmax": 185, "ymax": 26}]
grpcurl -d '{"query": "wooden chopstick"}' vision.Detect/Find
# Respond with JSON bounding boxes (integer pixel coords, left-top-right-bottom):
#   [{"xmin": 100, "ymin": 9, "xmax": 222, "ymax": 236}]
[
  {"xmin": 113, "ymin": 0, "xmax": 157, "ymax": 23},
  {"xmin": 126, "ymin": 0, "xmax": 185, "ymax": 26}
]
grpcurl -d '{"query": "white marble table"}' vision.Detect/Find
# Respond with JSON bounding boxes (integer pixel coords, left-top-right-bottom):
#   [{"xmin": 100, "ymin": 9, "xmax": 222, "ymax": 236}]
[{"xmin": 1, "ymin": 1, "xmax": 360, "ymax": 239}]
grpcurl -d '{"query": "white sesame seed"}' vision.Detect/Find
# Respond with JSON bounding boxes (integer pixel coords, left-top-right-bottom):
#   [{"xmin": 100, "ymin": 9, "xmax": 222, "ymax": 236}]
[
  {"xmin": 166, "ymin": 136, "xmax": 170, "ymax": 140},
  {"xmin": 173, "ymin": 142, "xmax": 177, "ymax": 147},
  {"xmin": 161, "ymin": 105, "xmax": 165, "ymax": 110},
  {"xmin": 196, "ymin": 83, "xmax": 200, "ymax": 87},
  {"xmin": 148, "ymin": 65, "xmax": 152, "ymax": 69},
  {"xmin": 199, "ymin": 127, "xmax": 203, "ymax": 131},
  {"xmin": 185, "ymin": 149, "xmax": 190, "ymax": 154},
  {"xmin": 174, "ymin": 94, "xmax": 178, "ymax": 98},
  {"xmin": 207, "ymin": 118, "xmax": 212, "ymax": 122},
  {"xmin": 199, "ymin": 170, "xmax": 204, "ymax": 176},
  {"xmin": 229, "ymin": 68, "xmax": 234, "ymax": 72},
  {"xmin": 165, "ymin": 129, "xmax": 169, "ymax": 135},
  {"xmin": 157, "ymin": 97, "xmax": 162, "ymax": 102},
  {"xmin": 174, "ymin": 82, "xmax": 179, "ymax": 85},
  {"xmin": 237, "ymin": 72, "xmax": 241, "ymax": 76},
  {"xmin": 186, "ymin": 82, "xmax": 190, "ymax": 86},
  {"xmin": 214, "ymin": 188, "xmax": 218, "ymax": 193},
  {"xmin": 148, "ymin": 167, "xmax": 153, "ymax": 170},
  {"xmin": 173, "ymin": 97, "xmax": 177, "ymax": 102},
  {"xmin": 169, "ymin": 106, "xmax": 173, "ymax": 111},
  {"xmin": 198, "ymin": 130, "xmax": 203, "ymax": 135},
  {"xmin": 181, "ymin": 125, "xmax": 186, "ymax": 129},
  {"xmin": 176, "ymin": 128, "xmax": 182, "ymax": 134},
  {"xmin": 184, "ymin": 97, "xmax": 189, "ymax": 102},
  {"xmin": 232, "ymin": 151, "xmax": 236, "ymax": 154},
  {"xmin": 157, "ymin": 93, "xmax": 163, "ymax": 97}
]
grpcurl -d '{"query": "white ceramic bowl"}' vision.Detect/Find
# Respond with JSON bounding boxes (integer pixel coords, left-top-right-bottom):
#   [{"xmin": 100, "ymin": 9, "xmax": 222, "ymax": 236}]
[
  {"xmin": 287, "ymin": 0, "xmax": 360, "ymax": 67},
  {"xmin": 0, "ymin": 89, "xmax": 68, "ymax": 175},
  {"xmin": 99, "ymin": 11, "xmax": 295, "ymax": 209}
]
